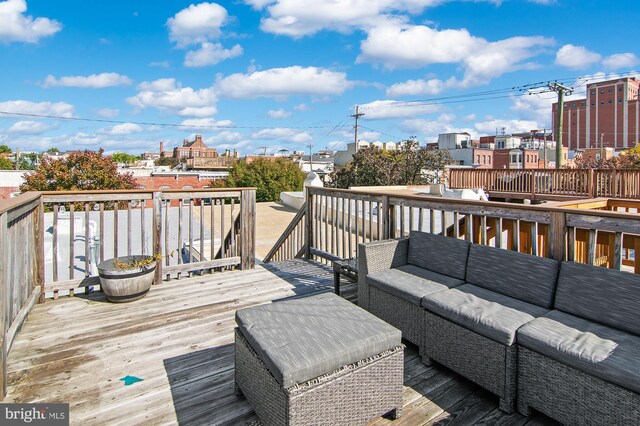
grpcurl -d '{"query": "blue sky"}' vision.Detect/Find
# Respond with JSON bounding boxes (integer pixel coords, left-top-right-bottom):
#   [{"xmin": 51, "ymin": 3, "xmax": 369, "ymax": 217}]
[{"xmin": 0, "ymin": 0, "xmax": 638, "ymax": 156}]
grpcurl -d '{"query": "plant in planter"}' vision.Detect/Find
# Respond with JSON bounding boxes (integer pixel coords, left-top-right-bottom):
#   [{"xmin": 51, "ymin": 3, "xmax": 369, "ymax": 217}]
[{"xmin": 97, "ymin": 254, "xmax": 161, "ymax": 303}]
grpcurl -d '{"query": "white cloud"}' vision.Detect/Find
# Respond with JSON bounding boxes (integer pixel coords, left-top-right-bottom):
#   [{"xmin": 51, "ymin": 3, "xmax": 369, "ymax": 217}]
[
  {"xmin": 603, "ymin": 53, "xmax": 639, "ymax": 70},
  {"xmin": 358, "ymin": 100, "xmax": 440, "ymax": 120},
  {"xmin": 102, "ymin": 123, "xmax": 143, "ymax": 135},
  {"xmin": 96, "ymin": 108, "xmax": 119, "ymax": 119},
  {"xmin": 180, "ymin": 118, "xmax": 233, "ymax": 128},
  {"xmin": 167, "ymin": 2, "xmax": 229, "ymax": 47},
  {"xmin": 217, "ymin": 66, "xmax": 353, "ymax": 99},
  {"xmin": 126, "ymin": 78, "xmax": 217, "ymax": 117},
  {"xmin": 207, "ymin": 130, "xmax": 243, "ymax": 144},
  {"xmin": 358, "ymin": 130, "xmax": 381, "ymax": 141},
  {"xmin": 251, "ymin": 127, "xmax": 312, "ymax": 143},
  {"xmin": 8, "ymin": 120, "xmax": 53, "ymax": 134},
  {"xmin": 267, "ymin": 108, "xmax": 291, "ymax": 119},
  {"xmin": 554, "ymin": 44, "xmax": 601, "ymax": 70},
  {"xmin": 401, "ymin": 115, "xmax": 473, "ymax": 142},
  {"xmin": 474, "ymin": 119, "xmax": 539, "ymax": 135},
  {"xmin": 247, "ymin": 0, "xmax": 462, "ymax": 37},
  {"xmin": 0, "ymin": 0, "xmax": 61, "ymax": 43},
  {"xmin": 43, "ymin": 72, "xmax": 132, "ymax": 88},
  {"xmin": 387, "ymin": 77, "xmax": 453, "ymax": 97},
  {"xmin": 184, "ymin": 42, "xmax": 242, "ymax": 67},
  {"xmin": 0, "ymin": 100, "xmax": 74, "ymax": 117},
  {"xmin": 358, "ymin": 22, "xmax": 552, "ymax": 87},
  {"xmin": 510, "ymin": 93, "xmax": 557, "ymax": 128},
  {"xmin": 294, "ymin": 103, "xmax": 310, "ymax": 111}
]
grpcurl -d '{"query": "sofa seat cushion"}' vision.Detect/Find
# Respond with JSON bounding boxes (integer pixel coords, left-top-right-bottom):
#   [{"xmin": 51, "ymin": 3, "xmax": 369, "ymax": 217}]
[
  {"xmin": 421, "ymin": 284, "xmax": 549, "ymax": 346},
  {"xmin": 518, "ymin": 309, "xmax": 640, "ymax": 394},
  {"xmin": 235, "ymin": 292, "xmax": 401, "ymax": 389},
  {"xmin": 367, "ymin": 265, "xmax": 465, "ymax": 306}
]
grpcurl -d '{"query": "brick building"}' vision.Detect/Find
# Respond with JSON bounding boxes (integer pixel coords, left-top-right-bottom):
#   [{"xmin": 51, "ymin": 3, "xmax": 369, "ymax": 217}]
[
  {"xmin": 160, "ymin": 135, "xmax": 219, "ymax": 160},
  {"xmin": 552, "ymin": 77, "xmax": 640, "ymax": 150}
]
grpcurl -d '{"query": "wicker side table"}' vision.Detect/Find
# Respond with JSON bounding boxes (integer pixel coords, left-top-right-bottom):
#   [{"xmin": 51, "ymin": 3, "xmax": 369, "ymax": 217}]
[
  {"xmin": 332, "ymin": 258, "xmax": 358, "ymax": 295},
  {"xmin": 234, "ymin": 293, "xmax": 403, "ymax": 426}
]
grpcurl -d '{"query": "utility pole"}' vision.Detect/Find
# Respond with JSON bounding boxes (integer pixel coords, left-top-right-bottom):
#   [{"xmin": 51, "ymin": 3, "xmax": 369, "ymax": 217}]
[
  {"xmin": 548, "ymin": 81, "xmax": 573, "ymax": 169},
  {"xmin": 306, "ymin": 143, "xmax": 313, "ymax": 172},
  {"xmin": 352, "ymin": 105, "xmax": 364, "ymax": 152},
  {"xmin": 543, "ymin": 128, "xmax": 547, "ymax": 170},
  {"xmin": 600, "ymin": 133, "xmax": 604, "ymax": 160}
]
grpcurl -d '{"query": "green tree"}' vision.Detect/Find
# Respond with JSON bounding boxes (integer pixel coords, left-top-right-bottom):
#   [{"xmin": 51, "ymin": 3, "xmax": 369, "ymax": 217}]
[
  {"xmin": 111, "ymin": 152, "xmax": 139, "ymax": 164},
  {"xmin": 217, "ymin": 157, "xmax": 306, "ymax": 202},
  {"xmin": 0, "ymin": 157, "xmax": 14, "ymax": 170},
  {"xmin": 46, "ymin": 147, "xmax": 61, "ymax": 154},
  {"xmin": 20, "ymin": 149, "xmax": 138, "ymax": 192},
  {"xmin": 0, "ymin": 145, "xmax": 11, "ymax": 154},
  {"xmin": 154, "ymin": 156, "xmax": 180, "ymax": 168},
  {"xmin": 17, "ymin": 153, "xmax": 38, "ymax": 170},
  {"xmin": 329, "ymin": 141, "xmax": 452, "ymax": 189}
]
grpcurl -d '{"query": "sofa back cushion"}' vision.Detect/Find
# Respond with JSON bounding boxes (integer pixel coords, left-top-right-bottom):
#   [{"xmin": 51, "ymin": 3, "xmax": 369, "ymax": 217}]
[
  {"xmin": 555, "ymin": 261, "xmax": 640, "ymax": 336},
  {"xmin": 407, "ymin": 231, "xmax": 470, "ymax": 280},
  {"xmin": 466, "ymin": 244, "xmax": 559, "ymax": 308}
]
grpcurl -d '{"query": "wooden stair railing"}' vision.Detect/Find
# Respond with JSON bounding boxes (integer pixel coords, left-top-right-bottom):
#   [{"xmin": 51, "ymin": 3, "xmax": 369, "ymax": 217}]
[{"xmin": 264, "ymin": 202, "xmax": 306, "ymax": 263}]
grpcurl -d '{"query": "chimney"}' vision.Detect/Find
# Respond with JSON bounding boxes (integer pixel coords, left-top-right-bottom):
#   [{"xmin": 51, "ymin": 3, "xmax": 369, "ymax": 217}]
[
  {"xmin": 160, "ymin": 141, "xmax": 164, "ymax": 156},
  {"xmin": 196, "ymin": 134, "xmax": 202, "ymax": 143},
  {"xmin": 183, "ymin": 139, "xmax": 189, "ymax": 146}
]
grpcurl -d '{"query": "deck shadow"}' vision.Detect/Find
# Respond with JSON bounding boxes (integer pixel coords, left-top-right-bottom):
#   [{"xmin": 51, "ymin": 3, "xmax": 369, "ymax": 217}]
[
  {"xmin": 261, "ymin": 259, "xmax": 335, "ymax": 300},
  {"xmin": 163, "ymin": 343, "xmax": 254, "ymax": 425}
]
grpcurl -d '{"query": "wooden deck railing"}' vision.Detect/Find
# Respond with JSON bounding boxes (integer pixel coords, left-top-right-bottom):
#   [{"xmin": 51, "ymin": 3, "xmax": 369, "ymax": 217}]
[
  {"xmin": 265, "ymin": 187, "xmax": 640, "ymax": 275},
  {"xmin": 0, "ymin": 187, "xmax": 256, "ymax": 399},
  {"xmin": 449, "ymin": 168, "xmax": 640, "ymax": 199}
]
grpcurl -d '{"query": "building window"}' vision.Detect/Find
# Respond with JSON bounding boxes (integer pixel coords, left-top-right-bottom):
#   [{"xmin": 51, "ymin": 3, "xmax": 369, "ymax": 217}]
[
  {"xmin": 591, "ymin": 102, "xmax": 595, "ymax": 106},
  {"xmin": 619, "ymin": 87, "xmax": 623, "ymax": 91},
  {"xmin": 482, "ymin": 155, "xmax": 486, "ymax": 164},
  {"xmin": 564, "ymin": 104, "xmax": 568, "ymax": 108},
  {"xmin": 608, "ymin": 89, "xmax": 613, "ymax": 94},
  {"xmin": 572, "ymin": 103, "xmax": 576, "ymax": 107},
  {"xmin": 601, "ymin": 90, "xmax": 605, "ymax": 94},
  {"xmin": 619, "ymin": 99, "xmax": 623, "ymax": 103},
  {"xmin": 601, "ymin": 101, "xmax": 605, "ymax": 104},
  {"xmin": 488, "ymin": 156, "xmax": 491, "ymax": 165},
  {"xmin": 581, "ymin": 102, "xmax": 585, "ymax": 106},
  {"xmin": 591, "ymin": 90, "xmax": 595, "ymax": 96},
  {"xmin": 477, "ymin": 155, "xmax": 480, "ymax": 163},
  {"xmin": 609, "ymin": 99, "xmax": 613, "ymax": 103}
]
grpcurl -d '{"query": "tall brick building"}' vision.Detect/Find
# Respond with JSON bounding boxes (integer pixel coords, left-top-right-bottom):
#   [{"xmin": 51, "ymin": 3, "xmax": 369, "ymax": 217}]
[
  {"xmin": 552, "ymin": 77, "xmax": 640, "ymax": 150},
  {"xmin": 160, "ymin": 135, "xmax": 219, "ymax": 159}
]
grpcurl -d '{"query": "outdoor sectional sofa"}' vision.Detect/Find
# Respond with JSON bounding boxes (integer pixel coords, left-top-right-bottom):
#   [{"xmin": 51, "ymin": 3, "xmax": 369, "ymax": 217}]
[{"xmin": 358, "ymin": 230, "xmax": 640, "ymax": 424}]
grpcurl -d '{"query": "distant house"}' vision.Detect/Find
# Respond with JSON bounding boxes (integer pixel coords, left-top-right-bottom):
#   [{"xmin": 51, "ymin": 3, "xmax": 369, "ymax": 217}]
[{"xmin": 167, "ymin": 135, "xmax": 219, "ymax": 159}]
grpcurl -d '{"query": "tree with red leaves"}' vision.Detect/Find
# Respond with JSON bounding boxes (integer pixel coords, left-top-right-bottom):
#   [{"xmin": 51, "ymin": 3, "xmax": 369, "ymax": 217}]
[{"xmin": 20, "ymin": 149, "xmax": 137, "ymax": 192}]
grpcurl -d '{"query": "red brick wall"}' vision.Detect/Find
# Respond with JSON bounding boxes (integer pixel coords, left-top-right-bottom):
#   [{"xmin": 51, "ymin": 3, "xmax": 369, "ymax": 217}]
[{"xmin": 0, "ymin": 186, "xmax": 19, "ymax": 200}]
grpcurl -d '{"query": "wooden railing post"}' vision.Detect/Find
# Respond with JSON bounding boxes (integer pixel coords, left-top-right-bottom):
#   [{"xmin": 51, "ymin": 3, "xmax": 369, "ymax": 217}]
[
  {"xmin": 152, "ymin": 192, "xmax": 162, "ymax": 284},
  {"xmin": 0, "ymin": 211, "xmax": 7, "ymax": 400},
  {"xmin": 549, "ymin": 211, "xmax": 566, "ymax": 261},
  {"xmin": 588, "ymin": 169, "xmax": 596, "ymax": 198},
  {"xmin": 240, "ymin": 189, "xmax": 256, "ymax": 269},
  {"xmin": 381, "ymin": 195, "xmax": 390, "ymax": 240},
  {"xmin": 530, "ymin": 171, "xmax": 536, "ymax": 200},
  {"xmin": 305, "ymin": 188, "xmax": 312, "ymax": 259},
  {"xmin": 35, "ymin": 196, "xmax": 45, "ymax": 303}
]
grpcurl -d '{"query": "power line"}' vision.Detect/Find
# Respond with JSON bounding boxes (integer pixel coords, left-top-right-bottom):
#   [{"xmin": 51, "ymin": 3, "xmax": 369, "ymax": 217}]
[{"xmin": 0, "ymin": 110, "xmax": 340, "ymax": 131}]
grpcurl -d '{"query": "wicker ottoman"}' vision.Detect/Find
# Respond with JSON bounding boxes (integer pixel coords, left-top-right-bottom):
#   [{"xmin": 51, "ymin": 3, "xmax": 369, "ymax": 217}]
[{"xmin": 234, "ymin": 293, "xmax": 404, "ymax": 426}]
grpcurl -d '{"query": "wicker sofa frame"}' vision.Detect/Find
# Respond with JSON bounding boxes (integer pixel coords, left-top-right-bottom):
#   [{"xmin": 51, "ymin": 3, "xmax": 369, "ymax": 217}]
[
  {"xmin": 234, "ymin": 329, "xmax": 403, "ymax": 426},
  {"xmin": 517, "ymin": 347, "xmax": 640, "ymax": 425}
]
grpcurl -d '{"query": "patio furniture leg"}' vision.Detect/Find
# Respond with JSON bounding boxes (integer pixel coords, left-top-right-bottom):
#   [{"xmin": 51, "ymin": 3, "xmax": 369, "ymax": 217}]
[{"xmin": 334, "ymin": 270, "xmax": 340, "ymax": 294}]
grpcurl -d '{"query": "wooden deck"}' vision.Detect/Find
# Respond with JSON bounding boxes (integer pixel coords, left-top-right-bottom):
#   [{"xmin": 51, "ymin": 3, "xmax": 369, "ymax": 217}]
[{"xmin": 6, "ymin": 260, "xmax": 557, "ymax": 425}]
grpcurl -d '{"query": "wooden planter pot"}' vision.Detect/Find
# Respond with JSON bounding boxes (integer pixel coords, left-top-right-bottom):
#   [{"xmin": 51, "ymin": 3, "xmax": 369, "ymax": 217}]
[{"xmin": 97, "ymin": 256, "xmax": 156, "ymax": 303}]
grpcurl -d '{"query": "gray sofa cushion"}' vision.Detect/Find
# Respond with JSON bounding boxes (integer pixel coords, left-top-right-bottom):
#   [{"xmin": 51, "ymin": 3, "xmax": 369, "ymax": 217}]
[
  {"xmin": 465, "ymin": 244, "xmax": 559, "ymax": 308},
  {"xmin": 555, "ymin": 261, "xmax": 640, "ymax": 336},
  {"xmin": 235, "ymin": 292, "xmax": 401, "ymax": 388},
  {"xmin": 367, "ymin": 264, "xmax": 465, "ymax": 306},
  {"xmin": 421, "ymin": 284, "xmax": 549, "ymax": 346},
  {"xmin": 408, "ymin": 231, "xmax": 470, "ymax": 280},
  {"xmin": 518, "ymin": 309, "xmax": 640, "ymax": 394}
]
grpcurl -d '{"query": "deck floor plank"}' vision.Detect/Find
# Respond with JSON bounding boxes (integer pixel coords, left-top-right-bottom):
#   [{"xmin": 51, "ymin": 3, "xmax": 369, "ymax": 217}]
[{"xmin": 6, "ymin": 260, "xmax": 557, "ymax": 425}]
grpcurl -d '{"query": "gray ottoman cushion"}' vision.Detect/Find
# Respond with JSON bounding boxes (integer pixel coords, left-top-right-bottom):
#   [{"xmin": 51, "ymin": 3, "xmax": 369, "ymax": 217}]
[
  {"xmin": 466, "ymin": 244, "xmax": 559, "ymax": 308},
  {"xmin": 235, "ymin": 292, "xmax": 401, "ymax": 388},
  {"xmin": 555, "ymin": 261, "xmax": 640, "ymax": 336},
  {"xmin": 408, "ymin": 231, "xmax": 470, "ymax": 280},
  {"xmin": 367, "ymin": 264, "xmax": 464, "ymax": 306},
  {"xmin": 421, "ymin": 284, "xmax": 548, "ymax": 346},
  {"xmin": 518, "ymin": 309, "xmax": 640, "ymax": 394}
]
